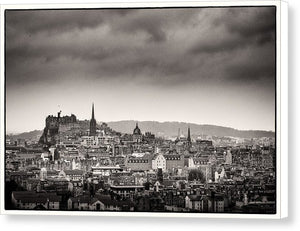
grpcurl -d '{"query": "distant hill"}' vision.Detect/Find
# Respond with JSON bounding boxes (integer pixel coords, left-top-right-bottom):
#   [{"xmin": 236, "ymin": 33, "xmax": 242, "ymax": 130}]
[
  {"xmin": 6, "ymin": 130, "xmax": 43, "ymax": 141},
  {"xmin": 7, "ymin": 120, "xmax": 275, "ymax": 140},
  {"xmin": 106, "ymin": 120, "xmax": 275, "ymax": 139}
]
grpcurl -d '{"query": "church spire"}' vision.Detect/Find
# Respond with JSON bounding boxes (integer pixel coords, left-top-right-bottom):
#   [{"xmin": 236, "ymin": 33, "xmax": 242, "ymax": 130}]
[
  {"xmin": 187, "ymin": 126, "xmax": 191, "ymax": 143},
  {"xmin": 89, "ymin": 103, "xmax": 96, "ymax": 136},
  {"xmin": 92, "ymin": 103, "xmax": 95, "ymax": 120}
]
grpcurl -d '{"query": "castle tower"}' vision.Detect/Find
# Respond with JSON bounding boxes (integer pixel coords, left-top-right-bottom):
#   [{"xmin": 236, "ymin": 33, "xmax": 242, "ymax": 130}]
[{"xmin": 89, "ymin": 103, "xmax": 97, "ymax": 136}]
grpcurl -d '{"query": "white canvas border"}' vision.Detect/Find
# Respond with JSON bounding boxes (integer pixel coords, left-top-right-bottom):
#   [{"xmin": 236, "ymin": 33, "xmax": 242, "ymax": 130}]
[{"xmin": 0, "ymin": 0, "xmax": 288, "ymax": 219}]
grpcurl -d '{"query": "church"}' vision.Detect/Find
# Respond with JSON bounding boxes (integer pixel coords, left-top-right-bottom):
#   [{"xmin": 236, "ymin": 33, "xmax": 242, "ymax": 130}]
[
  {"xmin": 133, "ymin": 123, "xmax": 142, "ymax": 143},
  {"xmin": 89, "ymin": 103, "xmax": 97, "ymax": 136}
]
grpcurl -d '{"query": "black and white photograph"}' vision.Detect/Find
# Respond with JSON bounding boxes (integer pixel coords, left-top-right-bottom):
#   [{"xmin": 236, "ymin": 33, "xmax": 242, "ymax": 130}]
[{"xmin": 0, "ymin": 0, "xmax": 288, "ymax": 219}]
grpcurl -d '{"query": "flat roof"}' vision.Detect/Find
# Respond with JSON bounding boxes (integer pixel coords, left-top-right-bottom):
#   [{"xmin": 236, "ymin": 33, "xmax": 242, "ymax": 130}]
[
  {"xmin": 110, "ymin": 185, "xmax": 145, "ymax": 189},
  {"xmin": 92, "ymin": 166, "xmax": 122, "ymax": 170}
]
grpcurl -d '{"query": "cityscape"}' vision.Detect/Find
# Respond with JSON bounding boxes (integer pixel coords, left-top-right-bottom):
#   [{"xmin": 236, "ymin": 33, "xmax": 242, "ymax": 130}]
[
  {"xmin": 4, "ymin": 7, "xmax": 276, "ymax": 214},
  {"xmin": 5, "ymin": 104, "xmax": 276, "ymax": 213}
]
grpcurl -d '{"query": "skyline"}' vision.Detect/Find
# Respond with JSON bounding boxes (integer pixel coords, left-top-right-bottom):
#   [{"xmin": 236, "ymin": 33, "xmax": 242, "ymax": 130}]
[
  {"xmin": 5, "ymin": 7, "xmax": 276, "ymax": 133},
  {"xmin": 6, "ymin": 102, "xmax": 276, "ymax": 135}
]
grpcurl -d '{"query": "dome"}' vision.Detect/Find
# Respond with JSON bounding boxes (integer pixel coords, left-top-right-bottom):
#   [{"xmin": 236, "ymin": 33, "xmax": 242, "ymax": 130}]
[{"xmin": 133, "ymin": 123, "xmax": 141, "ymax": 135}]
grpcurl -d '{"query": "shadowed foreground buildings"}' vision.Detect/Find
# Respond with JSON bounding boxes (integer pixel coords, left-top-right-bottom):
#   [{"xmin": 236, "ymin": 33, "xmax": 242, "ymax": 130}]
[{"xmin": 5, "ymin": 105, "xmax": 276, "ymax": 213}]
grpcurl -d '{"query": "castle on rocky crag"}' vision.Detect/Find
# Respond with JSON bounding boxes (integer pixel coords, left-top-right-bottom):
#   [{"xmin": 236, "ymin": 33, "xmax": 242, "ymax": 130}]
[
  {"xmin": 39, "ymin": 111, "xmax": 77, "ymax": 147},
  {"xmin": 38, "ymin": 104, "xmax": 119, "ymax": 149}
]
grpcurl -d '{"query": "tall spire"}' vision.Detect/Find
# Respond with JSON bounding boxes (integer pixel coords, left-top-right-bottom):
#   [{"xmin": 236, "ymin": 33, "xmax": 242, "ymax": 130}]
[
  {"xmin": 187, "ymin": 126, "xmax": 191, "ymax": 143},
  {"xmin": 89, "ymin": 103, "xmax": 96, "ymax": 136},
  {"xmin": 92, "ymin": 103, "xmax": 95, "ymax": 120}
]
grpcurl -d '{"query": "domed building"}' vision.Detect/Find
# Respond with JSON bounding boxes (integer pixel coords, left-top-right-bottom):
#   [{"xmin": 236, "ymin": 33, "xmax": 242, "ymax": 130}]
[{"xmin": 133, "ymin": 122, "xmax": 142, "ymax": 143}]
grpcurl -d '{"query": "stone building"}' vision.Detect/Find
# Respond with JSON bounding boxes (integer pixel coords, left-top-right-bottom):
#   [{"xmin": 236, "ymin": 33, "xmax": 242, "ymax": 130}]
[
  {"xmin": 164, "ymin": 154, "xmax": 184, "ymax": 171},
  {"xmin": 152, "ymin": 153, "xmax": 166, "ymax": 172},
  {"xmin": 125, "ymin": 154, "xmax": 152, "ymax": 171}
]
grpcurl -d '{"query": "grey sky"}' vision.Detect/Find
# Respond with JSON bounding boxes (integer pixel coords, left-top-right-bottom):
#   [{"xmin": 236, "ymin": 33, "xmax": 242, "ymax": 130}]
[{"xmin": 5, "ymin": 7, "xmax": 276, "ymax": 133}]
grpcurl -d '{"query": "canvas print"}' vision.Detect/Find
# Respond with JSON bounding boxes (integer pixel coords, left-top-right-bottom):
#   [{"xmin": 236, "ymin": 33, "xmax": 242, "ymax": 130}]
[{"xmin": 3, "ymin": 5, "xmax": 277, "ymax": 215}]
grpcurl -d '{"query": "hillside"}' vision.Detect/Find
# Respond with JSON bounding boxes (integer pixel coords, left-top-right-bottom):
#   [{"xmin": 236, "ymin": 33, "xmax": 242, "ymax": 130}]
[
  {"xmin": 6, "ymin": 130, "xmax": 43, "ymax": 141},
  {"xmin": 106, "ymin": 120, "xmax": 275, "ymax": 139},
  {"xmin": 7, "ymin": 120, "xmax": 275, "ymax": 140}
]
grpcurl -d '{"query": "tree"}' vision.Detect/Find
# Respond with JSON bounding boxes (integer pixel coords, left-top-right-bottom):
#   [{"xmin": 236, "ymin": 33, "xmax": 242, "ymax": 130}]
[
  {"xmin": 157, "ymin": 168, "xmax": 163, "ymax": 183},
  {"xmin": 188, "ymin": 169, "xmax": 205, "ymax": 183},
  {"xmin": 143, "ymin": 181, "xmax": 151, "ymax": 190}
]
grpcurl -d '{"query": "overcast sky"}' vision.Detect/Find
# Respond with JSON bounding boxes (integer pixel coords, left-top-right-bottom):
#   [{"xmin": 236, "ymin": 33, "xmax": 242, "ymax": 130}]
[{"xmin": 5, "ymin": 7, "xmax": 276, "ymax": 133}]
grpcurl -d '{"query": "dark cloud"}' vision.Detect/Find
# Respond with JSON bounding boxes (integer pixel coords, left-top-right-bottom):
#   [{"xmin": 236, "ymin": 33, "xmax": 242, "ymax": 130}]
[
  {"xmin": 5, "ymin": 7, "xmax": 276, "ymax": 133},
  {"xmin": 189, "ymin": 35, "xmax": 242, "ymax": 54},
  {"xmin": 221, "ymin": 7, "xmax": 276, "ymax": 38},
  {"xmin": 6, "ymin": 10, "xmax": 128, "ymax": 34},
  {"xmin": 190, "ymin": 7, "xmax": 275, "ymax": 55},
  {"xmin": 225, "ymin": 61, "xmax": 275, "ymax": 83},
  {"xmin": 114, "ymin": 12, "xmax": 167, "ymax": 42},
  {"xmin": 5, "ymin": 7, "xmax": 276, "ymax": 89},
  {"xmin": 224, "ymin": 43, "xmax": 276, "ymax": 84}
]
